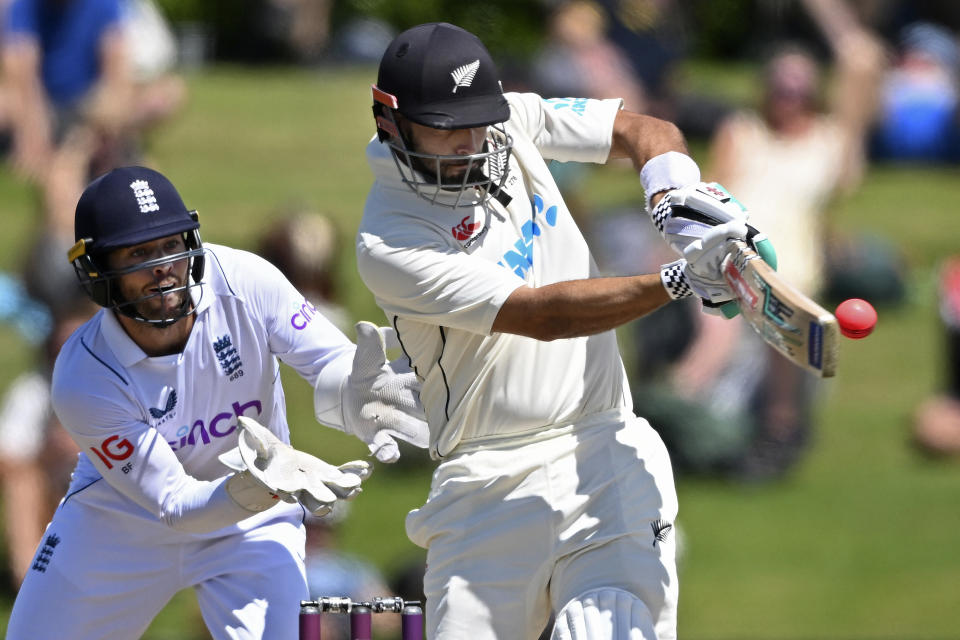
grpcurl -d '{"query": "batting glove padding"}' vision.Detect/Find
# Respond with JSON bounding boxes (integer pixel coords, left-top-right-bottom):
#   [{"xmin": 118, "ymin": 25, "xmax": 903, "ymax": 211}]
[
  {"xmin": 660, "ymin": 220, "xmax": 748, "ymax": 308},
  {"xmin": 649, "ymin": 182, "xmax": 750, "ymax": 257},
  {"xmin": 341, "ymin": 321, "xmax": 429, "ymax": 463},
  {"xmin": 220, "ymin": 416, "xmax": 371, "ymax": 516}
]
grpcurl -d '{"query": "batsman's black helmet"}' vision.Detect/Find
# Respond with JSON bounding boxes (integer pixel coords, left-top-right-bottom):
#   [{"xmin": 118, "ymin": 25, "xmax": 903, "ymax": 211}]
[
  {"xmin": 371, "ymin": 23, "xmax": 514, "ymax": 208},
  {"xmin": 374, "ymin": 22, "xmax": 509, "ymax": 130},
  {"xmin": 68, "ymin": 166, "xmax": 205, "ymax": 326}
]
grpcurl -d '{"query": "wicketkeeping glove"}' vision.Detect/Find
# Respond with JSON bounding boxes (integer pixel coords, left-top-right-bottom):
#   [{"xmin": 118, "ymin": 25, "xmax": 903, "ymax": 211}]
[
  {"xmin": 220, "ymin": 416, "xmax": 371, "ymax": 516},
  {"xmin": 341, "ymin": 321, "xmax": 429, "ymax": 463},
  {"xmin": 660, "ymin": 221, "xmax": 748, "ymax": 313}
]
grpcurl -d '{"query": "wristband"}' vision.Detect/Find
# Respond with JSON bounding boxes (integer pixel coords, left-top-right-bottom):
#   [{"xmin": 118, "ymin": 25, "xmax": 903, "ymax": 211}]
[
  {"xmin": 639, "ymin": 151, "xmax": 701, "ymax": 210},
  {"xmin": 660, "ymin": 259, "xmax": 693, "ymax": 300}
]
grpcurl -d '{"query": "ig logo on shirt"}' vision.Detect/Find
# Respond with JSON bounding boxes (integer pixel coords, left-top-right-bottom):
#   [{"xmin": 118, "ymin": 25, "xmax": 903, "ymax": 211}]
[{"xmin": 89, "ymin": 435, "xmax": 134, "ymax": 472}]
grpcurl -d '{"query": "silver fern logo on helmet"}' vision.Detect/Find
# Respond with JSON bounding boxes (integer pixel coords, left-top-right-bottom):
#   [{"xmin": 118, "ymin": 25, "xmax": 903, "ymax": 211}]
[{"xmin": 451, "ymin": 60, "xmax": 479, "ymax": 93}]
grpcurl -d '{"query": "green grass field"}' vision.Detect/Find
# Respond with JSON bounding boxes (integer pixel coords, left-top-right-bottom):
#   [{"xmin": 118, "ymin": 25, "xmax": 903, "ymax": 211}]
[{"xmin": 0, "ymin": 64, "xmax": 958, "ymax": 639}]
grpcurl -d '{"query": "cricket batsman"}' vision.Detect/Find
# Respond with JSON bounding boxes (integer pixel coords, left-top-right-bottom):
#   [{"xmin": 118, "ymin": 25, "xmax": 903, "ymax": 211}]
[{"xmin": 357, "ymin": 22, "xmax": 761, "ymax": 639}]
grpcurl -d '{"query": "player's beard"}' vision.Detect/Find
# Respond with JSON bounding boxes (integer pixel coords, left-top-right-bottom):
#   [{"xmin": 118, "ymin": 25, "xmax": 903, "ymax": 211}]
[
  {"xmin": 118, "ymin": 264, "xmax": 191, "ymax": 324},
  {"xmin": 406, "ymin": 137, "xmax": 494, "ymax": 190},
  {"xmin": 134, "ymin": 286, "xmax": 189, "ymax": 323}
]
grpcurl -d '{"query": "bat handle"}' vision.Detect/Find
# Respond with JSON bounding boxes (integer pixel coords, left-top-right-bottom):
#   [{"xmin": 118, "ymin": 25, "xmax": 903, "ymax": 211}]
[
  {"xmin": 702, "ymin": 298, "xmax": 741, "ymax": 319},
  {"xmin": 702, "ymin": 225, "xmax": 776, "ymax": 319},
  {"xmin": 746, "ymin": 225, "xmax": 777, "ymax": 271}
]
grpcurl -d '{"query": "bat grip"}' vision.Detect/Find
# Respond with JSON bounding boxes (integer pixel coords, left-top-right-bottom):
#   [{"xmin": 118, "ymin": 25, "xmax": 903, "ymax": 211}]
[
  {"xmin": 746, "ymin": 225, "xmax": 777, "ymax": 271},
  {"xmin": 702, "ymin": 298, "xmax": 741, "ymax": 319}
]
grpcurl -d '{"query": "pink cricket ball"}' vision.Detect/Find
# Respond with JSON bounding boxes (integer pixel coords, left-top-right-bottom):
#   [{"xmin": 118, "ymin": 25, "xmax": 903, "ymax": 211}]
[{"xmin": 836, "ymin": 298, "xmax": 877, "ymax": 339}]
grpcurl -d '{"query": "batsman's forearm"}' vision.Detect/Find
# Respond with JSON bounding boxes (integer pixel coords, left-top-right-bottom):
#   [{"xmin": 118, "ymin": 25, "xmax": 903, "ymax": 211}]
[
  {"xmin": 609, "ymin": 110, "xmax": 689, "ymax": 170},
  {"xmin": 493, "ymin": 275, "xmax": 671, "ymax": 341}
]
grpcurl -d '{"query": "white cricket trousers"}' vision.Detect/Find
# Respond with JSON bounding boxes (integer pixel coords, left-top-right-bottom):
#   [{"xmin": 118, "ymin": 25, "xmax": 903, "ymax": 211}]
[
  {"xmin": 7, "ymin": 479, "xmax": 308, "ymax": 640},
  {"xmin": 406, "ymin": 409, "xmax": 679, "ymax": 640}
]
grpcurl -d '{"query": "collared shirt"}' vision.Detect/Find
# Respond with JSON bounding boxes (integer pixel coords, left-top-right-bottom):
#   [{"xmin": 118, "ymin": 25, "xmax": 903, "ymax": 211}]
[
  {"xmin": 52, "ymin": 243, "xmax": 354, "ymax": 537},
  {"xmin": 358, "ymin": 93, "xmax": 633, "ymax": 458}
]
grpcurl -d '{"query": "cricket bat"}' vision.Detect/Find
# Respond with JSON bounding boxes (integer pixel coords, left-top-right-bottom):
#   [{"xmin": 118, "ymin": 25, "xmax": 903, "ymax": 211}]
[{"xmin": 721, "ymin": 239, "xmax": 839, "ymax": 378}]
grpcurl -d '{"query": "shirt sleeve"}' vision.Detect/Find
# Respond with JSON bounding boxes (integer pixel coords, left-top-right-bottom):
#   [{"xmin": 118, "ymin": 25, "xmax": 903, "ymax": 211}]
[
  {"xmin": 222, "ymin": 247, "xmax": 356, "ymax": 428},
  {"xmin": 357, "ymin": 227, "xmax": 526, "ymax": 336},
  {"xmin": 507, "ymin": 92, "xmax": 623, "ymax": 164},
  {"xmin": 51, "ymin": 378, "xmax": 255, "ymax": 534}
]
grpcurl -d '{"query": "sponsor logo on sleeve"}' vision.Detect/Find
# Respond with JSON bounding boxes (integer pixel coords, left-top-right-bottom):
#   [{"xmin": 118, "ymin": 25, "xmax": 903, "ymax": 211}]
[
  {"xmin": 544, "ymin": 97, "xmax": 588, "ymax": 115},
  {"xmin": 291, "ymin": 299, "xmax": 320, "ymax": 331},
  {"xmin": 89, "ymin": 435, "xmax": 134, "ymax": 472}
]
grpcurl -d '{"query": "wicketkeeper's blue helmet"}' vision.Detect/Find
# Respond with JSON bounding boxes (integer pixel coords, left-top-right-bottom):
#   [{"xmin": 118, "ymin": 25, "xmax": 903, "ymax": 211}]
[{"xmin": 68, "ymin": 166, "xmax": 205, "ymax": 327}]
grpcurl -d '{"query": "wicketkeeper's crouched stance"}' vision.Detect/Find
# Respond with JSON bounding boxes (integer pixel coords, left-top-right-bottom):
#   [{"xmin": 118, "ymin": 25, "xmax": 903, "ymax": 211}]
[
  {"xmin": 358, "ymin": 23, "xmax": 769, "ymax": 640},
  {"xmin": 6, "ymin": 167, "xmax": 428, "ymax": 640}
]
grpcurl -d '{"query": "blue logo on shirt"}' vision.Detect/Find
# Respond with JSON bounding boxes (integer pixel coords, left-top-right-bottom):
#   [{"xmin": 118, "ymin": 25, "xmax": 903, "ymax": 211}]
[
  {"xmin": 213, "ymin": 334, "xmax": 243, "ymax": 378},
  {"xmin": 149, "ymin": 389, "xmax": 177, "ymax": 420},
  {"xmin": 497, "ymin": 194, "xmax": 560, "ymax": 278},
  {"xmin": 544, "ymin": 97, "xmax": 588, "ymax": 116}
]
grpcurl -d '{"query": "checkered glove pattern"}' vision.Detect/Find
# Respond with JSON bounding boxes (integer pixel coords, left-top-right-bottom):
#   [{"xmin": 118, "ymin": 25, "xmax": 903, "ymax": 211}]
[
  {"xmin": 649, "ymin": 193, "xmax": 672, "ymax": 235},
  {"xmin": 659, "ymin": 221, "xmax": 749, "ymax": 309},
  {"xmin": 660, "ymin": 259, "xmax": 693, "ymax": 300},
  {"xmin": 647, "ymin": 183, "xmax": 750, "ymax": 258}
]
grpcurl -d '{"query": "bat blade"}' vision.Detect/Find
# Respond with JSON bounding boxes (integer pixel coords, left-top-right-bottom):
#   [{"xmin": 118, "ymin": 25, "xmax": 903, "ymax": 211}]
[{"xmin": 721, "ymin": 240, "xmax": 838, "ymax": 378}]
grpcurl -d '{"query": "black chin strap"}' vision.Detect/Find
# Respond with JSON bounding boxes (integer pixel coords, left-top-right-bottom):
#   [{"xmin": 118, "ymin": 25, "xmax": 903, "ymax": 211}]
[{"xmin": 491, "ymin": 185, "xmax": 512, "ymax": 208}]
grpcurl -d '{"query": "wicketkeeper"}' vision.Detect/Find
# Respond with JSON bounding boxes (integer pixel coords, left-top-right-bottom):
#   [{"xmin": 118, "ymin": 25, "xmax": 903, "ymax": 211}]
[{"xmin": 6, "ymin": 166, "xmax": 429, "ymax": 639}]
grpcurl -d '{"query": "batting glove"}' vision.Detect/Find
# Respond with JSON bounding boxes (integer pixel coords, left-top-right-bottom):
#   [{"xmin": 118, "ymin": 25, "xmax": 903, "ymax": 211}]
[
  {"xmin": 660, "ymin": 221, "xmax": 748, "ymax": 313},
  {"xmin": 649, "ymin": 182, "xmax": 749, "ymax": 255},
  {"xmin": 652, "ymin": 183, "xmax": 779, "ymax": 318},
  {"xmin": 220, "ymin": 417, "xmax": 371, "ymax": 516},
  {"xmin": 341, "ymin": 321, "xmax": 429, "ymax": 463}
]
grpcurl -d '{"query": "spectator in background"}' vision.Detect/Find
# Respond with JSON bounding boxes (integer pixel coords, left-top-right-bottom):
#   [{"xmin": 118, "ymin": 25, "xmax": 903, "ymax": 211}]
[
  {"xmin": 530, "ymin": 0, "xmax": 647, "ymax": 220},
  {"xmin": 0, "ymin": 0, "xmax": 13, "ymax": 153},
  {"xmin": 0, "ymin": 232, "xmax": 96, "ymax": 588},
  {"xmin": 3, "ymin": 0, "xmax": 133, "ymax": 236},
  {"xmin": 267, "ymin": 0, "xmax": 333, "ymax": 63},
  {"xmin": 532, "ymin": 0, "xmax": 645, "ymax": 112},
  {"xmin": 641, "ymin": 0, "xmax": 887, "ymax": 479},
  {"xmin": 1, "ymin": 0, "xmax": 185, "ymax": 240},
  {"xmin": 0, "ymin": 301, "xmax": 95, "ymax": 587},
  {"xmin": 913, "ymin": 257, "xmax": 960, "ymax": 456},
  {"xmin": 256, "ymin": 208, "xmax": 350, "ymax": 332},
  {"xmin": 118, "ymin": 0, "xmax": 186, "ymax": 156},
  {"xmin": 596, "ymin": 0, "xmax": 730, "ymax": 139},
  {"xmin": 871, "ymin": 21, "xmax": 960, "ymax": 163}
]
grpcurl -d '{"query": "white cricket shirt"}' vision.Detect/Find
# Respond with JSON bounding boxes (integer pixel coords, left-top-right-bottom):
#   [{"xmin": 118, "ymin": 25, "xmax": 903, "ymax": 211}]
[
  {"xmin": 358, "ymin": 93, "xmax": 633, "ymax": 458},
  {"xmin": 51, "ymin": 243, "xmax": 355, "ymax": 539}
]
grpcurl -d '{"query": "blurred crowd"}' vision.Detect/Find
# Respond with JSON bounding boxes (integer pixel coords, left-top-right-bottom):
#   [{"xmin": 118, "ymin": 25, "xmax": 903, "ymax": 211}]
[{"xmin": 0, "ymin": 0, "xmax": 959, "ymax": 623}]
